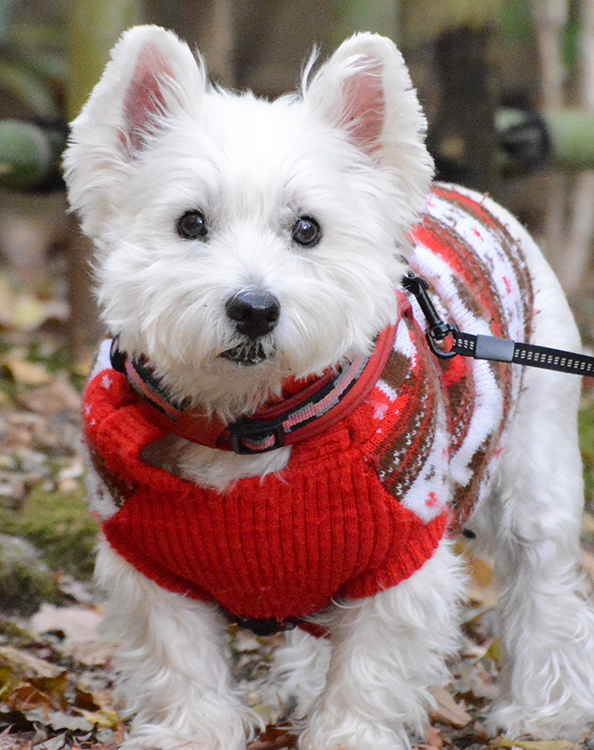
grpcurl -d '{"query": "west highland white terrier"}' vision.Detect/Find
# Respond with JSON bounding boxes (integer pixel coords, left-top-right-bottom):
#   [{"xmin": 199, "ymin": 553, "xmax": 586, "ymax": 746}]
[{"xmin": 64, "ymin": 25, "xmax": 594, "ymax": 749}]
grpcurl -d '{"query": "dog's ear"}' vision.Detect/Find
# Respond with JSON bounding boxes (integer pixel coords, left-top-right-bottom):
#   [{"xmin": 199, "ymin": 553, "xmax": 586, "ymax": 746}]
[
  {"xmin": 64, "ymin": 25, "xmax": 206, "ymax": 238},
  {"xmin": 304, "ymin": 33, "xmax": 433, "ymax": 223}
]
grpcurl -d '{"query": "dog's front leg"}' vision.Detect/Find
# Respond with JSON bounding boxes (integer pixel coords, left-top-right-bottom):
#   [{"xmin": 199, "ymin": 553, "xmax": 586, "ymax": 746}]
[
  {"xmin": 95, "ymin": 542, "xmax": 262, "ymax": 750},
  {"xmin": 301, "ymin": 540, "xmax": 466, "ymax": 750}
]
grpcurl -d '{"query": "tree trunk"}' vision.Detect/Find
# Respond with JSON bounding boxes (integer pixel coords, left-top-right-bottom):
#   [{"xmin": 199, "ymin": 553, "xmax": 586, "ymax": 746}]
[
  {"xmin": 565, "ymin": 0, "xmax": 594, "ymax": 293},
  {"xmin": 426, "ymin": 25, "xmax": 499, "ymax": 194},
  {"xmin": 65, "ymin": 0, "xmax": 143, "ymax": 355},
  {"xmin": 530, "ymin": 0, "xmax": 568, "ymax": 282}
]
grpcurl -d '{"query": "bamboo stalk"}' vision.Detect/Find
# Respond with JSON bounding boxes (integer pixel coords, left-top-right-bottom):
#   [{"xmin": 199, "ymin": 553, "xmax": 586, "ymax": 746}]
[
  {"xmin": 544, "ymin": 109, "xmax": 594, "ymax": 168},
  {"xmin": 401, "ymin": 0, "xmax": 502, "ymax": 47},
  {"xmin": 496, "ymin": 107, "xmax": 594, "ymax": 171},
  {"xmin": 326, "ymin": 0, "xmax": 399, "ymax": 51},
  {"xmin": 565, "ymin": 0, "xmax": 594, "ymax": 292},
  {"xmin": 66, "ymin": 0, "xmax": 142, "ymax": 120},
  {"xmin": 532, "ymin": 0, "xmax": 568, "ymax": 108},
  {"xmin": 530, "ymin": 0, "xmax": 569, "ymax": 280}
]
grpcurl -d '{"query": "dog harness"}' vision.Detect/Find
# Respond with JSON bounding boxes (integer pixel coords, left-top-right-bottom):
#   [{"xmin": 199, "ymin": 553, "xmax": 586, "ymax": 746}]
[{"xmin": 83, "ymin": 184, "xmax": 533, "ymax": 628}]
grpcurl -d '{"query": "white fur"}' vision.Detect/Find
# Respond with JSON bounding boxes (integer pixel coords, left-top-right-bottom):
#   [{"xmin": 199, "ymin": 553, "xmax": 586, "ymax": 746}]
[
  {"xmin": 467, "ymin": 190, "xmax": 594, "ymax": 740},
  {"xmin": 300, "ymin": 541, "xmax": 466, "ymax": 750},
  {"xmin": 65, "ymin": 26, "xmax": 594, "ymax": 749},
  {"xmin": 95, "ymin": 544, "xmax": 263, "ymax": 750},
  {"xmin": 65, "ymin": 27, "xmax": 431, "ymax": 418}
]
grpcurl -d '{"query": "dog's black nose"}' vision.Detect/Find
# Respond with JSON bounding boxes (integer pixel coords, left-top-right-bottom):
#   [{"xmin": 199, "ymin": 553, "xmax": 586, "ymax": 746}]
[{"xmin": 225, "ymin": 290, "xmax": 280, "ymax": 339}]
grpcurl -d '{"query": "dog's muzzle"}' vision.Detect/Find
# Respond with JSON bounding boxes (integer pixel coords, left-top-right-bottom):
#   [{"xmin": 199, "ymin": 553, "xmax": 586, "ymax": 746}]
[{"xmin": 221, "ymin": 290, "xmax": 280, "ymax": 365}]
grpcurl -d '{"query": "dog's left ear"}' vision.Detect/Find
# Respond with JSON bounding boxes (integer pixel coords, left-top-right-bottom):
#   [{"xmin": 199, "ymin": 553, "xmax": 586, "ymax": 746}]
[
  {"xmin": 304, "ymin": 33, "xmax": 433, "ymax": 222},
  {"xmin": 64, "ymin": 25, "xmax": 207, "ymax": 239}
]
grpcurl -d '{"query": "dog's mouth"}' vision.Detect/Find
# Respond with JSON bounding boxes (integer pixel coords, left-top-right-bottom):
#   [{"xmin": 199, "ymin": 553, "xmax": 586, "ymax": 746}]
[{"xmin": 219, "ymin": 341, "xmax": 274, "ymax": 366}]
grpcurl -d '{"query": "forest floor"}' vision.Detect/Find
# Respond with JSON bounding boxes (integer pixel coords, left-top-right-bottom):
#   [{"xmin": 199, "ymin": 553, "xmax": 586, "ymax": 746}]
[{"xmin": 1, "ymin": 267, "xmax": 594, "ymax": 750}]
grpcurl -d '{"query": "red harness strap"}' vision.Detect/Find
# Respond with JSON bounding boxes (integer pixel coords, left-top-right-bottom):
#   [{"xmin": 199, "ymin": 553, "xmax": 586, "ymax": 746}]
[{"xmin": 112, "ymin": 305, "xmax": 401, "ymax": 454}]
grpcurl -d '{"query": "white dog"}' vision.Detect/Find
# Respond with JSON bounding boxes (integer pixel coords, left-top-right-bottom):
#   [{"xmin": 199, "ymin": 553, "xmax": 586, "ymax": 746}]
[{"xmin": 64, "ymin": 25, "xmax": 594, "ymax": 749}]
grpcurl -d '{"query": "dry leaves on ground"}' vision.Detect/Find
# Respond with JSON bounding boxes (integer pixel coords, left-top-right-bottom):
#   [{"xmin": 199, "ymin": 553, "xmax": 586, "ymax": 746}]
[{"xmin": 2, "ymin": 274, "xmax": 594, "ymax": 749}]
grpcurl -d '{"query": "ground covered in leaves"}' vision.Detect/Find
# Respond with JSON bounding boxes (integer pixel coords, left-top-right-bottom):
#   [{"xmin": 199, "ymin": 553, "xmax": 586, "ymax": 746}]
[{"xmin": 1, "ymin": 269, "xmax": 594, "ymax": 750}]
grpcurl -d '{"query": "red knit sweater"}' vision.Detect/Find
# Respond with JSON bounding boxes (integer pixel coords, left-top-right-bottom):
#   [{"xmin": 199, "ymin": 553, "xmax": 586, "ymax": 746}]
[
  {"xmin": 84, "ymin": 304, "xmax": 448, "ymax": 624},
  {"xmin": 83, "ymin": 184, "xmax": 533, "ymax": 627}
]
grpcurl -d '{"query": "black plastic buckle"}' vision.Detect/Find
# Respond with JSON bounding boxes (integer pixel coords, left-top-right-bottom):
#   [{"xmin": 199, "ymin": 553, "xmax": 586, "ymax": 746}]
[{"xmin": 228, "ymin": 416, "xmax": 286, "ymax": 455}]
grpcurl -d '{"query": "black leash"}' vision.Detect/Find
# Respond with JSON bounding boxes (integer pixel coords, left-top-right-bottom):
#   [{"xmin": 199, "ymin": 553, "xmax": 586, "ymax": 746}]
[{"xmin": 402, "ymin": 273, "xmax": 594, "ymax": 378}]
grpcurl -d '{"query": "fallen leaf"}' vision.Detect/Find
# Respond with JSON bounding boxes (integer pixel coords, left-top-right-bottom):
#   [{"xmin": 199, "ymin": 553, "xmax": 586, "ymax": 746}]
[
  {"xmin": 29, "ymin": 674, "xmax": 68, "ymax": 706},
  {"xmin": 582, "ymin": 511, "xmax": 594, "ymax": 533},
  {"xmin": 428, "ymin": 687, "xmax": 472, "ymax": 728},
  {"xmin": 77, "ymin": 688, "xmax": 114, "ymax": 710},
  {"xmin": 424, "ymin": 726, "xmax": 447, "ymax": 748},
  {"xmin": 0, "ymin": 647, "xmax": 64, "ymax": 681},
  {"xmin": 72, "ymin": 687, "xmax": 101, "ymax": 712},
  {"xmin": 453, "ymin": 660, "xmax": 498, "ymax": 705},
  {"xmin": 63, "ymin": 641, "xmax": 115, "ymax": 668},
  {"xmin": 463, "ymin": 554, "xmax": 498, "ymax": 607},
  {"xmin": 54, "ymin": 575, "xmax": 95, "ymax": 606},
  {"xmin": 6, "ymin": 682, "xmax": 53, "ymax": 713},
  {"xmin": 112, "ymin": 721, "xmax": 126, "ymax": 746},
  {"xmin": 29, "ymin": 605, "xmax": 103, "ymax": 644},
  {"xmin": 3, "ymin": 355, "xmax": 53, "ymax": 387},
  {"xmin": 469, "ymin": 721, "xmax": 490, "ymax": 742},
  {"xmin": 57, "ymin": 458, "xmax": 84, "ymax": 493},
  {"xmin": 44, "ymin": 711, "xmax": 93, "ymax": 733},
  {"xmin": 490, "ymin": 737, "xmax": 576, "ymax": 750},
  {"xmin": 17, "ymin": 380, "xmax": 80, "ymax": 418},
  {"xmin": 248, "ymin": 725, "xmax": 298, "ymax": 750},
  {"xmin": 79, "ymin": 708, "xmax": 120, "ymax": 730},
  {"xmin": 34, "ymin": 732, "xmax": 68, "ymax": 750},
  {"xmin": 482, "ymin": 639, "xmax": 501, "ymax": 664}
]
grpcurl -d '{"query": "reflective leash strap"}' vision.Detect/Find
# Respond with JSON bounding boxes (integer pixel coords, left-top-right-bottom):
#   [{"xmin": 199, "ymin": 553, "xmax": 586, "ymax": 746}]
[
  {"xmin": 402, "ymin": 273, "xmax": 594, "ymax": 377},
  {"xmin": 452, "ymin": 330, "xmax": 594, "ymax": 376}
]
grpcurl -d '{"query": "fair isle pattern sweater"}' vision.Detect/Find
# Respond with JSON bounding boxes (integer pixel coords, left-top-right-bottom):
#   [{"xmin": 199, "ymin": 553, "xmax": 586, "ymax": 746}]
[{"xmin": 83, "ymin": 184, "xmax": 533, "ymax": 625}]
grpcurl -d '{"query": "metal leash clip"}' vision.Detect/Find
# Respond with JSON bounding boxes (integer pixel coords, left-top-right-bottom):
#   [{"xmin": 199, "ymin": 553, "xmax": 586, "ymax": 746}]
[
  {"xmin": 401, "ymin": 272, "xmax": 459, "ymax": 359},
  {"xmin": 403, "ymin": 271, "xmax": 594, "ymax": 377}
]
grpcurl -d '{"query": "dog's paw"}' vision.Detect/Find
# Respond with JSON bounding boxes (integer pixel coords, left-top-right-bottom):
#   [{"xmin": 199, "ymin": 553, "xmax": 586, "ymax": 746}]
[
  {"xmin": 487, "ymin": 702, "xmax": 594, "ymax": 742},
  {"xmin": 118, "ymin": 703, "xmax": 257, "ymax": 750},
  {"xmin": 489, "ymin": 605, "xmax": 594, "ymax": 742},
  {"xmin": 118, "ymin": 726, "xmax": 246, "ymax": 750},
  {"xmin": 300, "ymin": 712, "xmax": 411, "ymax": 750}
]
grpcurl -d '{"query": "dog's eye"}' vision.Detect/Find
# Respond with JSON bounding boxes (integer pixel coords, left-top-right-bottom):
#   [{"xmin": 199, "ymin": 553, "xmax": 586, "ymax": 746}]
[
  {"xmin": 292, "ymin": 216, "xmax": 321, "ymax": 248},
  {"xmin": 176, "ymin": 210, "xmax": 208, "ymax": 240}
]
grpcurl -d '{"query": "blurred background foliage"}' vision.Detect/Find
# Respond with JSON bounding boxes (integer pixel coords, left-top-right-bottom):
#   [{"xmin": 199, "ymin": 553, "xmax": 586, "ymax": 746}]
[{"xmin": 0, "ymin": 0, "xmax": 594, "ymax": 587}]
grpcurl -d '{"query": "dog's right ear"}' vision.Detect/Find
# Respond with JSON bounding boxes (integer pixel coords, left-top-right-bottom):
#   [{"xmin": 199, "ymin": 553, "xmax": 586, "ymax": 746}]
[
  {"xmin": 303, "ymin": 34, "xmax": 433, "ymax": 231},
  {"xmin": 63, "ymin": 25, "xmax": 206, "ymax": 238}
]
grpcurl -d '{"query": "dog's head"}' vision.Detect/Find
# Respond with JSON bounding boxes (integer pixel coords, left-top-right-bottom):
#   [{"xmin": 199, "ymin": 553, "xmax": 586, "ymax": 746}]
[{"xmin": 64, "ymin": 26, "xmax": 433, "ymax": 414}]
